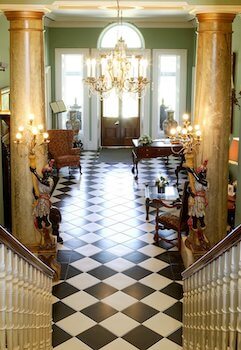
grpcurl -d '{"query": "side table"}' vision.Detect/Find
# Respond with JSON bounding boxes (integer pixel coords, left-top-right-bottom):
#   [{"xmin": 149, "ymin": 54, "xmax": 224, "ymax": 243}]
[{"xmin": 145, "ymin": 183, "xmax": 180, "ymax": 221}]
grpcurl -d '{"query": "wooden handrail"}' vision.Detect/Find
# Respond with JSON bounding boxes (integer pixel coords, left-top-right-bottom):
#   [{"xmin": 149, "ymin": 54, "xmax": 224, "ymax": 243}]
[
  {"xmin": 182, "ymin": 224, "xmax": 241, "ymax": 280},
  {"xmin": 0, "ymin": 225, "xmax": 54, "ymax": 278}
]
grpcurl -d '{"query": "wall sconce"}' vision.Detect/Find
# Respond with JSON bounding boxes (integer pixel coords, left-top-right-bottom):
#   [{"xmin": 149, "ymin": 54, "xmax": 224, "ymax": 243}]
[
  {"xmin": 0, "ymin": 62, "xmax": 8, "ymax": 71},
  {"xmin": 14, "ymin": 113, "xmax": 49, "ymax": 156}
]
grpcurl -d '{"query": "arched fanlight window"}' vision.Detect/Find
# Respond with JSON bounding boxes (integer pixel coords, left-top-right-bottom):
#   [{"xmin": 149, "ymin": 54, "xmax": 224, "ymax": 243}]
[{"xmin": 98, "ymin": 22, "xmax": 145, "ymax": 49}]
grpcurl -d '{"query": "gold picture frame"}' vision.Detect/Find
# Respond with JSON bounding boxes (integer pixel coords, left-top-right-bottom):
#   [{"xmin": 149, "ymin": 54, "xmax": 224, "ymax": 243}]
[{"xmin": 0, "ymin": 87, "xmax": 10, "ymax": 113}]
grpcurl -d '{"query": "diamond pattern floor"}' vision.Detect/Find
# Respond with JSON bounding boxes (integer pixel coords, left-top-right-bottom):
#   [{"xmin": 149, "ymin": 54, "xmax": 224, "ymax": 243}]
[{"xmin": 52, "ymin": 150, "xmax": 187, "ymax": 349}]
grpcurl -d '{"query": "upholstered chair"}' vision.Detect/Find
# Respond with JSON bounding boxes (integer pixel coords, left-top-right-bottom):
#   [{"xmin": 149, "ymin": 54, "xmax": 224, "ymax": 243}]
[{"xmin": 47, "ymin": 129, "xmax": 81, "ymax": 174}]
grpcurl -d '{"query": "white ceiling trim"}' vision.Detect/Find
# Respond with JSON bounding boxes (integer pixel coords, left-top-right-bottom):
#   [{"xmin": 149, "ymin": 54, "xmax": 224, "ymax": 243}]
[{"xmin": 44, "ymin": 18, "xmax": 195, "ymax": 28}]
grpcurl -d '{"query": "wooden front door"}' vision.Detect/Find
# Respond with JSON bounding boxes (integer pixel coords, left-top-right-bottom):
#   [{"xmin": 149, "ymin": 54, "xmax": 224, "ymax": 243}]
[{"xmin": 101, "ymin": 90, "xmax": 140, "ymax": 146}]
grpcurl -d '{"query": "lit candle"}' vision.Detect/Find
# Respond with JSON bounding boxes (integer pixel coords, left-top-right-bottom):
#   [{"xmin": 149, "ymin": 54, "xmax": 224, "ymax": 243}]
[
  {"xmin": 100, "ymin": 57, "xmax": 104, "ymax": 76},
  {"xmin": 182, "ymin": 128, "xmax": 188, "ymax": 135},
  {"xmin": 187, "ymin": 125, "xmax": 193, "ymax": 132},
  {"xmin": 196, "ymin": 130, "xmax": 201, "ymax": 138},
  {"xmin": 29, "ymin": 114, "xmax": 34, "ymax": 123},
  {"xmin": 87, "ymin": 59, "xmax": 91, "ymax": 77},
  {"xmin": 142, "ymin": 59, "xmax": 148, "ymax": 78},
  {"xmin": 194, "ymin": 124, "xmax": 200, "ymax": 130},
  {"xmin": 18, "ymin": 126, "xmax": 24, "ymax": 132},
  {"xmin": 32, "ymin": 127, "xmax": 38, "ymax": 135},
  {"xmin": 176, "ymin": 126, "xmax": 182, "ymax": 133},
  {"xmin": 38, "ymin": 124, "xmax": 43, "ymax": 131},
  {"xmin": 131, "ymin": 55, "xmax": 135, "ymax": 77},
  {"xmin": 170, "ymin": 128, "xmax": 176, "ymax": 136},
  {"xmin": 183, "ymin": 113, "xmax": 189, "ymax": 121},
  {"xmin": 43, "ymin": 132, "xmax": 49, "ymax": 140},
  {"xmin": 16, "ymin": 132, "xmax": 22, "ymax": 141},
  {"xmin": 91, "ymin": 59, "xmax": 96, "ymax": 78}
]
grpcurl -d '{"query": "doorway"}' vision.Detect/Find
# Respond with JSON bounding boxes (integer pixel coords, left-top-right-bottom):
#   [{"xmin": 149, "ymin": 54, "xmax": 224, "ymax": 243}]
[{"xmin": 101, "ymin": 90, "xmax": 140, "ymax": 146}]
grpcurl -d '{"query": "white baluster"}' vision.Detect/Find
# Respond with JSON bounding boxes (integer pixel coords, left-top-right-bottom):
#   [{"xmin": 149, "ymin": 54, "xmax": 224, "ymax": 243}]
[
  {"xmin": 36, "ymin": 269, "xmax": 41, "ymax": 349},
  {"xmin": 28, "ymin": 265, "xmax": 34, "ymax": 349},
  {"xmin": 215, "ymin": 256, "xmax": 224, "ymax": 350},
  {"xmin": 0, "ymin": 245, "xmax": 7, "ymax": 350},
  {"xmin": 229, "ymin": 245, "xmax": 239, "ymax": 349},
  {"xmin": 210, "ymin": 259, "xmax": 217, "ymax": 349},
  {"xmin": 222, "ymin": 250, "xmax": 231, "ymax": 349},
  {"xmin": 46, "ymin": 278, "xmax": 53, "ymax": 350},
  {"xmin": 32, "ymin": 268, "xmax": 38, "ymax": 350},
  {"xmin": 196, "ymin": 270, "xmax": 202, "ymax": 350},
  {"xmin": 193, "ymin": 273, "xmax": 198, "ymax": 349},
  {"xmin": 203, "ymin": 264, "xmax": 211, "ymax": 350},
  {"xmin": 12, "ymin": 254, "xmax": 20, "ymax": 350},
  {"xmin": 5, "ymin": 249, "xmax": 16, "ymax": 350},
  {"xmin": 18, "ymin": 258, "xmax": 24, "ymax": 349},
  {"xmin": 186, "ymin": 276, "xmax": 191, "ymax": 350},
  {"xmin": 23, "ymin": 261, "xmax": 30, "ymax": 350},
  {"xmin": 237, "ymin": 241, "xmax": 241, "ymax": 349},
  {"xmin": 200, "ymin": 267, "xmax": 207, "ymax": 350},
  {"xmin": 189, "ymin": 274, "xmax": 194, "ymax": 350},
  {"xmin": 183, "ymin": 278, "xmax": 188, "ymax": 350},
  {"xmin": 39, "ymin": 273, "xmax": 44, "ymax": 350}
]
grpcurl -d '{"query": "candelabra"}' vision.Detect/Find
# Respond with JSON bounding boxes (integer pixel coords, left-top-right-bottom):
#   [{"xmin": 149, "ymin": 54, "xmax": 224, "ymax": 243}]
[
  {"xmin": 14, "ymin": 113, "xmax": 49, "ymax": 157},
  {"xmin": 169, "ymin": 113, "xmax": 201, "ymax": 155}
]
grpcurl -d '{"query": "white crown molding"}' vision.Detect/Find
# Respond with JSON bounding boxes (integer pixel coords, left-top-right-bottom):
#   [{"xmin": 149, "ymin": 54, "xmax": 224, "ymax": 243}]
[
  {"xmin": 45, "ymin": 19, "xmax": 195, "ymax": 28},
  {"xmin": 0, "ymin": 4, "xmax": 51, "ymax": 13}
]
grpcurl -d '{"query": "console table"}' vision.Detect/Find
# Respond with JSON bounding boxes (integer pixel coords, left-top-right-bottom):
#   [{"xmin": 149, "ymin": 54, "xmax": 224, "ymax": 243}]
[{"xmin": 131, "ymin": 138, "xmax": 183, "ymax": 180}]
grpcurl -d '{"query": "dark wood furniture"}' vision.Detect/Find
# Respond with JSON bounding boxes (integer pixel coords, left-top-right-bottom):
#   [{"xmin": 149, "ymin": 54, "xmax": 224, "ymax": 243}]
[
  {"xmin": 145, "ymin": 183, "xmax": 180, "ymax": 221},
  {"xmin": 151, "ymin": 181, "xmax": 189, "ymax": 249},
  {"xmin": 131, "ymin": 138, "xmax": 183, "ymax": 180},
  {"xmin": 227, "ymin": 194, "xmax": 236, "ymax": 229}
]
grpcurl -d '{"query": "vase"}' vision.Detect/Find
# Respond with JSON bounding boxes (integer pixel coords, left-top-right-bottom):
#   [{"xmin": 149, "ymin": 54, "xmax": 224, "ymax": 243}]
[
  {"xmin": 162, "ymin": 110, "xmax": 178, "ymax": 136},
  {"xmin": 158, "ymin": 185, "xmax": 165, "ymax": 193}
]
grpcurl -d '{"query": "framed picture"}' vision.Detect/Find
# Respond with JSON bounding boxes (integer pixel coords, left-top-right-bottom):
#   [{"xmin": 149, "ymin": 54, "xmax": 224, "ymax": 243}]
[{"xmin": 0, "ymin": 87, "xmax": 10, "ymax": 113}]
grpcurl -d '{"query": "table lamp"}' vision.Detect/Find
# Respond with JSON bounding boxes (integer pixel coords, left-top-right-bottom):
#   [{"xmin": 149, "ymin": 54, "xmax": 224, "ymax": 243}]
[{"xmin": 229, "ymin": 137, "xmax": 239, "ymax": 165}]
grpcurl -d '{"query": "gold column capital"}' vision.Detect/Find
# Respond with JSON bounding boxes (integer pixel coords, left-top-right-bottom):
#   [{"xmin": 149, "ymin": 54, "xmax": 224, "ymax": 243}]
[
  {"xmin": 5, "ymin": 11, "xmax": 45, "ymax": 21},
  {"xmin": 196, "ymin": 13, "xmax": 236, "ymax": 23}
]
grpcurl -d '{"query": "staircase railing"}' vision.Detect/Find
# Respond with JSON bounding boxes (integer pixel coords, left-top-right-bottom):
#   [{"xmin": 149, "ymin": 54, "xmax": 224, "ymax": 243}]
[
  {"xmin": 182, "ymin": 224, "xmax": 241, "ymax": 350},
  {"xmin": 0, "ymin": 224, "xmax": 54, "ymax": 350}
]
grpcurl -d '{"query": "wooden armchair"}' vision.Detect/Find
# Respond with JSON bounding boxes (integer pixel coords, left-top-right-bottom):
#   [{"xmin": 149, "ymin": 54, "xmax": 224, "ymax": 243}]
[
  {"xmin": 47, "ymin": 129, "xmax": 81, "ymax": 175},
  {"xmin": 154, "ymin": 181, "xmax": 189, "ymax": 250}
]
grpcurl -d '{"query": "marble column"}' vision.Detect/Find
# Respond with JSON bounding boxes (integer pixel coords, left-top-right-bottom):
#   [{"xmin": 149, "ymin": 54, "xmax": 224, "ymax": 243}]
[
  {"xmin": 194, "ymin": 13, "xmax": 236, "ymax": 245},
  {"xmin": 5, "ymin": 11, "xmax": 47, "ymax": 246}
]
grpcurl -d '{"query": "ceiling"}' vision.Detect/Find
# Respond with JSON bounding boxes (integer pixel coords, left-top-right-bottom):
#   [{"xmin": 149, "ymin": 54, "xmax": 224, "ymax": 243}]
[{"xmin": 1, "ymin": 1, "xmax": 241, "ymax": 27}]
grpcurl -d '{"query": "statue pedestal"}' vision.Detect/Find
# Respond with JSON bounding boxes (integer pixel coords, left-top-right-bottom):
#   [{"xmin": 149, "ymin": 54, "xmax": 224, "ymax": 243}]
[{"xmin": 28, "ymin": 238, "xmax": 61, "ymax": 281}]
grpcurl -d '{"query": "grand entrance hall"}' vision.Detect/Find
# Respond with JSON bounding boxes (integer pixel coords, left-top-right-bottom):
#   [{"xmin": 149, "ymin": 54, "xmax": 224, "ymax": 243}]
[{"xmin": 52, "ymin": 151, "xmax": 185, "ymax": 349}]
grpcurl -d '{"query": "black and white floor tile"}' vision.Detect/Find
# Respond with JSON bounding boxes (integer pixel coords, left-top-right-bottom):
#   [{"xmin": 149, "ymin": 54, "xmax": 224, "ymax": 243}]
[{"xmin": 52, "ymin": 150, "xmax": 187, "ymax": 349}]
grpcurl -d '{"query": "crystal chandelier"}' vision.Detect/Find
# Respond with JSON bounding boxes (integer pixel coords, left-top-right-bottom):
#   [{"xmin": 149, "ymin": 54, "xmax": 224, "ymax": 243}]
[{"xmin": 84, "ymin": 1, "xmax": 149, "ymax": 100}]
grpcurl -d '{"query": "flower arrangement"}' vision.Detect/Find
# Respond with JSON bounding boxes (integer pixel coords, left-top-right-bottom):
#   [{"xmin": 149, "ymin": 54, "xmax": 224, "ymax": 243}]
[
  {"xmin": 138, "ymin": 134, "xmax": 152, "ymax": 145},
  {"xmin": 156, "ymin": 175, "xmax": 169, "ymax": 187},
  {"xmin": 156, "ymin": 174, "xmax": 169, "ymax": 193}
]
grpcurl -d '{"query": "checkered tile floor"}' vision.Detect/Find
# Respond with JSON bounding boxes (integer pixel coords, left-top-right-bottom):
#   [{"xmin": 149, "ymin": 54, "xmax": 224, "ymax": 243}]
[{"xmin": 52, "ymin": 150, "xmax": 187, "ymax": 349}]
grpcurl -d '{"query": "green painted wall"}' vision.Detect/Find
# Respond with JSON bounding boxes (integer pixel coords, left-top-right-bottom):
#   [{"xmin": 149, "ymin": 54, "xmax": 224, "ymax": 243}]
[
  {"xmin": 48, "ymin": 26, "xmax": 195, "ymax": 112},
  {"xmin": 44, "ymin": 26, "xmax": 50, "ymax": 66},
  {"xmin": 0, "ymin": 15, "xmax": 9, "ymax": 89},
  {"xmin": 232, "ymin": 17, "xmax": 241, "ymax": 225}
]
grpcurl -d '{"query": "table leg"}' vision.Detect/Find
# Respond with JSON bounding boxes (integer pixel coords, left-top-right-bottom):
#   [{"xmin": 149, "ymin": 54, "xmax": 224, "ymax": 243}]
[
  {"xmin": 132, "ymin": 151, "xmax": 138, "ymax": 180},
  {"xmin": 146, "ymin": 198, "xmax": 150, "ymax": 221}
]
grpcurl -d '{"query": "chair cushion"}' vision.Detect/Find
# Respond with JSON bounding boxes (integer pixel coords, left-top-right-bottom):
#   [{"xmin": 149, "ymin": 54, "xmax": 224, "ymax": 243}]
[
  {"xmin": 158, "ymin": 213, "xmax": 180, "ymax": 229},
  {"xmin": 55, "ymin": 155, "xmax": 80, "ymax": 168}
]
